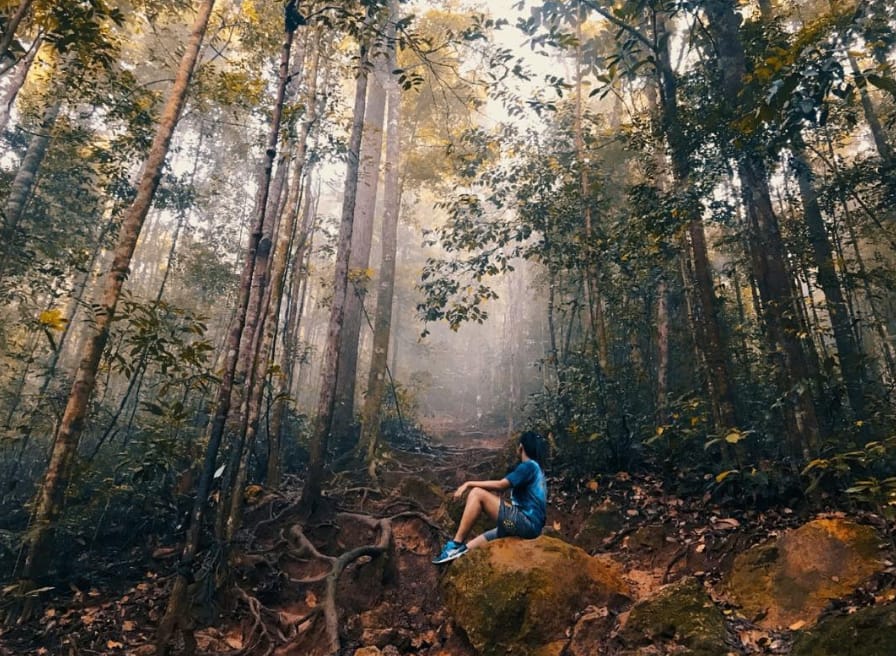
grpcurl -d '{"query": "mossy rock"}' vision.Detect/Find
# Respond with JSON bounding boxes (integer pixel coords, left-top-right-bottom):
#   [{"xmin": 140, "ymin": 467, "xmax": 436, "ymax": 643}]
[
  {"xmin": 442, "ymin": 536, "xmax": 631, "ymax": 656},
  {"xmin": 618, "ymin": 578, "xmax": 727, "ymax": 656},
  {"xmin": 573, "ymin": 501, "xmax": 625, "ymax": 552},
  {"xmin": 791, "ymin": 604, "xmax": 896, "ymax": 656},
  {"xmin": 723, "ymin": 518, "xmax": 883, "ymax": 628}
]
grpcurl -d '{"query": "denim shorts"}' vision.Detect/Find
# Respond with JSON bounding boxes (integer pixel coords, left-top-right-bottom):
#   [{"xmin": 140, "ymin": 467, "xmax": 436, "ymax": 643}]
[{"xmin": 483, "ymin": 501, "xmax": 542, "ymax": 541}]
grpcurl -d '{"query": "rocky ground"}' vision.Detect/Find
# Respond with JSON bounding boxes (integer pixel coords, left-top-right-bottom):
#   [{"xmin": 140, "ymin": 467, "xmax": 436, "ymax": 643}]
[{"xmin": 3, "ymin": 428, "xmax": 896, "ymax": 655}]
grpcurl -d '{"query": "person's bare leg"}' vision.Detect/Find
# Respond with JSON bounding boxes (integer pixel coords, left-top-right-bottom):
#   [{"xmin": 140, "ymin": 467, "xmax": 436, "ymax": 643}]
[
  {"xmin": 453, "ymin": 488, "xmax": 500, "ymax": 543},
  {"xmin": 466, "ymin": 533, "xmax": 489, "ymax": 550}
]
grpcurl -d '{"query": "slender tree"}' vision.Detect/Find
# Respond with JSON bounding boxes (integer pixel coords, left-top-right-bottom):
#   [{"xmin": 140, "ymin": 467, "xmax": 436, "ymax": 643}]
[
  {"xmin": 359, "ymin": 0, "xmax": 400, "ymax": 476},
  {"xmin": 300, "ymin": 10, "xmax": 374, "ymax": 512},
  {"xmin": 18, "ymin": 0, "xmax": 217, "ymax": 593},
  {"xmin": 331, "ymin": 58, "xmax": 387, "ymax": 451},
  {"xmin": 157, "ymin": 3, "xmax": 303, "ymax": 649}
]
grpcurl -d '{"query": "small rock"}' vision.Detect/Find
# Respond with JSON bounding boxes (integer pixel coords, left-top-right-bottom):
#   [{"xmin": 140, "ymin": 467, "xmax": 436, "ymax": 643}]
[
  {"xmin": 353, "ymin": 648, "xmax": 382, "ymax": 656},
  {"xmin": 617, "ymin": 577, "xmax": 727, "ymax": 656},
  {"xmin": 791, "ymin": 603, "xmax": 896, "ymax": 655}
]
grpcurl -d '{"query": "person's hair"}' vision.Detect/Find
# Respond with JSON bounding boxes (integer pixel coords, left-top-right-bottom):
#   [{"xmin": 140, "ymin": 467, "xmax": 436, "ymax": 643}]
[{"xmin": 519, "ymin": 430, "xmax": 547, "ymax": 464}]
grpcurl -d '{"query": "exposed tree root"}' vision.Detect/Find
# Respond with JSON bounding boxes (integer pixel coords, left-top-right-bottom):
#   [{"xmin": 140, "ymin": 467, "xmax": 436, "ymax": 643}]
[{"xmin": 231, "ymin": 511, "xmax": 395, "ymax": 656}]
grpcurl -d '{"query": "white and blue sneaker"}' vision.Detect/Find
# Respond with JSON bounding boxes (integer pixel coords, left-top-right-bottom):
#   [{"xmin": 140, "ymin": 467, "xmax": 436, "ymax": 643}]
[{"xmin": 432, "ymin": 540, "xmax": 467, "ymax": 564}]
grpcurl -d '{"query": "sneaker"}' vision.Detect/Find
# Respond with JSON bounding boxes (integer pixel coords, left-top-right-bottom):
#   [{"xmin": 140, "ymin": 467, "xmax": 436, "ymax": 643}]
[{"xmin": 432, "ymin": 540, "xmax": 467, "ymax": 564}]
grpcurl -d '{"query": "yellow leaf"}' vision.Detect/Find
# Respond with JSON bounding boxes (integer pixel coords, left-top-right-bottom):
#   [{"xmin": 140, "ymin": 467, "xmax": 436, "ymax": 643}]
[
  {"xmin": 586, "ymin": 480, "xmax": 599, "ymax": 492},
  {"xmin": 715, "ymin": 470, "xmax": 738, "ymax": 484},
  {"xmin": 724, "ymin": 430, "xmax": 743, "ymax": 444},
  {"xmin": 38, "ymin": 308, "xmax": 68, "ymax": 330},
  {"xmin": 106, "ymin": 641, "xmax": 124, "ymax": 649},
  {"xmin": 123, "ymin": 620, "xmax": 135, "ymax": 631}
]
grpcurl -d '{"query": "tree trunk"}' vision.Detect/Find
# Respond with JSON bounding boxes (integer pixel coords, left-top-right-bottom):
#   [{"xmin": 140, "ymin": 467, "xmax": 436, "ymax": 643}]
[
  {"xmin": 0, "ymin": 33, "xmax": 41, "ymax": 133},
  {"xmin": 655, "ymin": 11, "xmax": 738, "ymax": 436},
  {"xmin": 359, "ymin": 3, "xmax": 399, "ymax": 476},
  {"xmin": 574, "ymin": 15, "xmax": 609, "ymax": 373},
  {"xmin": 22, "ymin": 0, "xmax": 217, "ymax": 587},
  {"xmin": 299, "ymin": 26, "xmax": 371, "ymax": 512},
  {"xmin": 0, "ymin": 96, "xmax": 61, "ymax": 278},
  {"xmin": 224, "ymin": 35, "xmax": 323, "ymax": 536},
  {"xmin": 792, "ymin": 146, "xmax": 868, "ymax": 422},
  {"xmin": 654, "ymin": 277, "xmax": 670, "ymax": 424},
  {"xmin": 849, "ymin": 53, "xmax": 893, "ymax": 165},
  {"xmin": 215, "ymin": 24, "xmax": 303, "ymax": 540},
  {"xmin": 0, "ymin": 0, "xmax": 35, "ymax": 75},
  {"xmin": 331, "ymin": 59, "xmax": 388, "ymax": 452},
  {"xmin": 156, "ymin": 6, "xmax": 306, "ymax": 652},
  {"xmin": 705, "ymin": 0, "xmax": 820, "ymax": 458}
]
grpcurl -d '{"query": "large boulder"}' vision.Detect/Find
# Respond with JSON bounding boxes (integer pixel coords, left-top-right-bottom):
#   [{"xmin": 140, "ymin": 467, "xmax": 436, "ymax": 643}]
[
  {"xmin": 442, "ymin": 536, "xmax": 631, "ymax": 656},
  {"xmin": 616, "ymin": 578, "xmax": 727, "ymax": 656},
  {"xmin": 722, "ymin": 518, "xmax": 882, "ymax": 628},
  {"xmin": 791, "ymin": 603, "xmax": 896, "ymax": 656}
]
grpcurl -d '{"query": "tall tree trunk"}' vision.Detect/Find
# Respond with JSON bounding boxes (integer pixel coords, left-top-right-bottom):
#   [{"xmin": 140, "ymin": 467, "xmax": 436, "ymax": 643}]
[
  {"xmin": 705, "ymin": 0, "xmax": 820, "ymax": 458},
  {"xmin": 574, "ymin": 13, "xmax": 609, "ymax": 373},
  {"xmin": 21, "ymin": 0, "xmax": 217, "ymax": 588},
  {"xmin": 0, "ymin": 96, "xmax": 61, "ymax": 278},
  {"xmin": 267, "ymin": 173, "xmax": 317, "ymax": 488},
  {"xmin": 224, "ymin": 36, "xmax": 323, "ymax": 536},
  {"xmin": 215, "ymin": 23, "xmax": 304, "ymax": 541},
  {"xmin": 359, "ymin": 3, "xmax": 399, "ymax": 476},
  {"xmin": 849, "ymin": 53, "xmax": 893, "ymax": 165},
  {"xmin": 0, "ymin": 0, "xmax": 35, "ymax": 75},
  {"xmin": 156, "ymin": 6, "xmax": 304, "ymax": 652},
  {"xmin": 792, "ymin": 146, "xmax": 869, "ymax": 422},
  {"xmin": 331, "ymin": 60, "xmax": 388, "ymax": 452},
  {"xmin": 655, "ymin": 12, "xmax": 738, "ymax": 437},
  {"xmin": 299, "ymin": 29, "xmax": 371, "ymax": 512},
  {"xmin": 654, "ymin": 277, "xmax": 670, "ymax": 424},
  {"xmin": 0, "ymin": 32, "xmax": 41, "ymax": 133}
]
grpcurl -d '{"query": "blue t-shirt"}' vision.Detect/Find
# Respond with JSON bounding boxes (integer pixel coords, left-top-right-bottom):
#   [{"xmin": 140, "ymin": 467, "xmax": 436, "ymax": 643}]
[{"xmin": 505, "ymin": 460, "xmax": 547, "ymax": 528}]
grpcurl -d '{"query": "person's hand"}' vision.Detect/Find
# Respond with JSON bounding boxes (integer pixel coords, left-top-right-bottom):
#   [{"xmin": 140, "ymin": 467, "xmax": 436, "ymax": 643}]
[{"xmin": 453, "ymin": 482, "xmax": 469, "ymax": 499}]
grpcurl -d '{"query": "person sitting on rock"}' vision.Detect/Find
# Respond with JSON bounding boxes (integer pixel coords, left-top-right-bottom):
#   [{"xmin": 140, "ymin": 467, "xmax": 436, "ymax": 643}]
[{"xmin": 433, "ymin": 430, "xmax": 548, "ymax": 564}]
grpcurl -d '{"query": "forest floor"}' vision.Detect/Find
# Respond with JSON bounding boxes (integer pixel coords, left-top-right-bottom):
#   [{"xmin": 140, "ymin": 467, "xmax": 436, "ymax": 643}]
[{"xmin": 2, "ymin": 424, "xmax": 894, "ymax": 655}]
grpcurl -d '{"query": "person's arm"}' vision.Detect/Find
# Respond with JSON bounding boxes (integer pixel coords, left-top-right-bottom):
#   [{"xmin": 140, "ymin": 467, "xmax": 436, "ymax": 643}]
[{"xmin": 454, "ymin": 478, "xmax": 511, "ymax": 498}]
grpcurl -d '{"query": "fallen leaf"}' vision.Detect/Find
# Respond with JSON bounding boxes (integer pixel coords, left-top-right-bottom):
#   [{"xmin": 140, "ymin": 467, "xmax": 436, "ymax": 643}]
[
  {"xmin": 106, "ymin": 640, "xmax": 124, "ymax": 649},
  {"xmin": 123, "ymin": 620, "xmax": 136, "ymax": 631},
  {"xmin": 552, "ymin": 521, "xmax": 561, "ymax": 531},
  {"xmin": 586, "ymin": 480, "xmax": 599, "ymax": 491},
  {"xmin": 224, "ymin": 631, "xmax": 243, "ymax": 649},
  {"xmin": 305, "ymin": 590, "xmax": 317, "ymax": 608},
  {"xmin": 789, "ymin": 620, "xmax": 806, "ymax": 631}
]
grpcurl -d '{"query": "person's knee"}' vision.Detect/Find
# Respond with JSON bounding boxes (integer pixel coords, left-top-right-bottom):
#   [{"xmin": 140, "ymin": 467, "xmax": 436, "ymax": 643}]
[{"xmin": 468, "ymin": 487, "xmax": 486, "ymax": 504}]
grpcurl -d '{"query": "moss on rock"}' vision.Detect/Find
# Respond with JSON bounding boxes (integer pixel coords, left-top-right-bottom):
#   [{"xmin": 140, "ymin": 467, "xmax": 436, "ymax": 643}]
[
  {"xmin": 442, "ymin": 536, "xmax": 630, "ymax": 656},
  {"xmin": 723, "ymin": 518, "xmax": 882, "ymax": 628},
  {"xmin": 791, "ymin": 604, "xmax": 896, "ymax": 656},
  {"xmin": 618, "ymin": 578, "xmax": 727, "ymax": 656}
]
